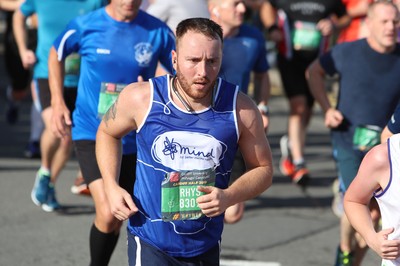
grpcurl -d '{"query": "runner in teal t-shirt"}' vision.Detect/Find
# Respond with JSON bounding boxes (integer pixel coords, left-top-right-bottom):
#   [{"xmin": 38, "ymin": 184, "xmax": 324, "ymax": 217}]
[{"xmin": 13, "ymin": 0, "xmax": 106, "ymax": 213}]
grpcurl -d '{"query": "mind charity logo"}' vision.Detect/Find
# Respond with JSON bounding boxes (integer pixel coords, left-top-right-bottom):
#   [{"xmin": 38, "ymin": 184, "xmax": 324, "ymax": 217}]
[{"xmin": 151, "ymin": 131, "xmax": 227, "ymax": 171}]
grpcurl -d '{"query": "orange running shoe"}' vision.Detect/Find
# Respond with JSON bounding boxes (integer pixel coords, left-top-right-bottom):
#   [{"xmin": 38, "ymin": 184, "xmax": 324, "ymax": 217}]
[
  {"xmin": 71, "ymin": 176, "xmax": 91, "ymax": 196},
  {"xmin": 291, "ymin": 166, "xmax": 310, "ymax": 187},
  {"xmin": 279, "ymin": 157, "xmax": 296, "ymax": 176}
]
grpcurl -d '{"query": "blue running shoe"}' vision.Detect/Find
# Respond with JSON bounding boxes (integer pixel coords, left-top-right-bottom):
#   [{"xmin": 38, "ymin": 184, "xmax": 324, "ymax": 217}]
[
  {"xmin": 334, "ymin": 246, "xmax": 353, "ymax": 266},
  {"xmin": 31, "ymin": 169, "xmax": 50, "ymax": 206},
  {"xmin": 24, "ymin": 141, "xmax": 41, "ymax": 159},
  {"xmin": 42, "ymin": 184, "xmax": 60, "ymax": 212}
]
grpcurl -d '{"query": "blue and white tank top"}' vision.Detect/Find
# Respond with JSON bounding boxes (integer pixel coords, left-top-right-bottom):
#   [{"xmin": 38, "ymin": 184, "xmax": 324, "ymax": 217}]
[
  {"xmin": 375, "ymin": 134, "xmax": 400, "ymax": 266},
  {"xmin": 128, "ymin": 74, "xmax": 239, "ymax": 257}
]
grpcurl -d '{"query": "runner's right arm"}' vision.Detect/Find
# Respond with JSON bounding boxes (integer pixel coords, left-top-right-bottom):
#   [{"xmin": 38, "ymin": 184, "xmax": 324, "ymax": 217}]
[
  {"xmin": 48, "ymin": 47, "xmax": 70, "ymax": 138},
  {"xmin": 12, "ymin": 7, "xmax": 36, "ymax": 68},
  {"xmin": 96, "ymin": 82, "xmax": 150, "ymax": 221}
]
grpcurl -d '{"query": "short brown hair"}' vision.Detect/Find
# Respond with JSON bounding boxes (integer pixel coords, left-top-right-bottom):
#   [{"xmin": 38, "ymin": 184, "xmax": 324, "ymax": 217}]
[
  {"xmin": 368, "ymin": 0, "xmax": 399, "ymax": 17},
  {"xmin": 175, "ymin": 18, "xmax": 223, "ymax": 49}
]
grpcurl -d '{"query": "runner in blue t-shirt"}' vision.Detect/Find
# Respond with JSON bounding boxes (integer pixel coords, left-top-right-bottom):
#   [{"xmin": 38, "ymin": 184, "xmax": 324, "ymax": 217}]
[
  {"xmin": 307, "ymin": 2, "xmax": 400, "ymax": 265},
  {"xmin": 13, "ymin": 0, "xmax": 107, "ymax": 212},
  {"xmin": 209, "ymin": 0, "xmax": 271, "ymax": 224},
  {"xmin": 49, "ymin": 1, "xmax": 175, "ymax": 265}
]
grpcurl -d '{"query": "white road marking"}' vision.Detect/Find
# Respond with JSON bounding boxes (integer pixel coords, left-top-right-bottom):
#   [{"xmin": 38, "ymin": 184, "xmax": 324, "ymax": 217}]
[{"xmin": 220, "ymin": 259, "xmax": 281, "ymax": 266}]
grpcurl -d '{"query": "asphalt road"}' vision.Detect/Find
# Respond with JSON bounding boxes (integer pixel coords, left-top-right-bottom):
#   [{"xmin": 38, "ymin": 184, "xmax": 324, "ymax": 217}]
[
  {"xmin": 0, "ymin": 85, "xmax": 382, "ymax": 265},
  {"xmin": 0, "ymin": 16, "xmax": 381, "ymax": 265}
]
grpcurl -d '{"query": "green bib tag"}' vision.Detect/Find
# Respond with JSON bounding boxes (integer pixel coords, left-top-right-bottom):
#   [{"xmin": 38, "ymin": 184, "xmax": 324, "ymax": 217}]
[
  {"xmin": 161, "ymin": 168, "xmax": 215, "ymax": 221},
  {"xmin": 97, "ymin": 82, "xmax": 127, "ymax": 118},
  {"xmin": 64, "ymin": 53, "xmax": 81, "ymax": 76},
  {"xmin": 353, "ymin": 125, "xmax": 382, "ymax": 152},
  {"xmin": 292, "ymin": 21, "xmax": 322, "ymax": 50}
]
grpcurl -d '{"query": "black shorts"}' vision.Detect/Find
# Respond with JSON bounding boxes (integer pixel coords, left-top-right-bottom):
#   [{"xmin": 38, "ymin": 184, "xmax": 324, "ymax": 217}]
[
  {"xmin": 128, "ymin": 234, "xmax": 220, "ymax": 266},
  {"xmin": 74, "ymin": 140, "xmax": 136, "ymax": 195},
  {"xmin": 4, "ymin": 12, "xmax": 37, "ymax": 91},
  {"xmin": 277, "ymin": 51, "xmax": 317, "ymax": 107},
  {"xmin": 34, "ymin": 78, "xmax": 77, "ymax": 112}
]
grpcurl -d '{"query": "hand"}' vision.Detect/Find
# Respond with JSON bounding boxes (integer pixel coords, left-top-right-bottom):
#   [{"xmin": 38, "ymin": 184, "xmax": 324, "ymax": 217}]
[
  {"xmin": 196, "ymin": 186, "xmax": 230, "ymax": 218},
  {"xmin": 261, "ymin": 113, "xmax": 269, "ymax": 134},
  {"xmin": 317, "ymin": 18, "xmax": 334, "ymax": 36},
  {"xmin": 269, "ymin": 29, "xmax": 283, "ymax": 43},
  {"xmin": 51, "ymin": 103, "xmax": 72, "ymax": 138},
  {"xmin": 324, "ymin": 108, "xmax": 343, "ymax": 128},
  {"xmin": 370, "ymin": 228, "xmax": 400, "ymax": 260},
  {"xmin": 20, "ymin": 49, "xmax": 36, "ymax": 69},
  {"xmin": 105, "ymin": 183, "xmax": 138, "ymax": 221}
]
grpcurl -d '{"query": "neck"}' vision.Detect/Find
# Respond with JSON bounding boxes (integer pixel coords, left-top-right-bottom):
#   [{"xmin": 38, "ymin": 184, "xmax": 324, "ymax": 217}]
[
  {"xmin": 105, "ymin": 5, "xmax": 137, "ymax": 22},
  {"xmin": 222, "ymin": 24, "xmax": 239, "ymax": 38},
  {"xmin": 172, "ymin": 77, "xmax": 194, "ymax": 112},
  {"xmin": 367, "ymin": 37, "xmax": 396, "ymax": 54},
  {"xmin": 171, "ymin": 76, "xmax": 216, "ymax": 112}
]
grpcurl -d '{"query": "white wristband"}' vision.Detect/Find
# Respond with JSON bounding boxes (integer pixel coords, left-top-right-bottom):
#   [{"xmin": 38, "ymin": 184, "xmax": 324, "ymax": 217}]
[{"xmin": 258, "ymin": 104, "xmax": 269, "ymax": 115}]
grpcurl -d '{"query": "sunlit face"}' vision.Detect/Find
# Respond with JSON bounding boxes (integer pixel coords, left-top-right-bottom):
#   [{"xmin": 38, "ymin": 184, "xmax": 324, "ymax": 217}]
[
  {"xmin": 173, "ymin": 31, "xmax": 222, "ymax": 102},
  {"xmin": 109, "ymin": 0, "xmax": 142, "ymax": 22},
  {"xmin": 367, "ymin": 3, "xmax": 400, "ymax": 52},
  {"xmin": 216, "ymin": 0, "xmax": 246, "ymax": 27}
]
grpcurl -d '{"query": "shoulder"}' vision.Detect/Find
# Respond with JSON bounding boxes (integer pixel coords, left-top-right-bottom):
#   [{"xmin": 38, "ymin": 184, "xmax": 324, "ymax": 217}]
[
  {"xmin": 67, "ymin": 8, "xmax": 104, "ymax": 33},
  {"xmin": 139, "ymin": 10, "xmax": 172, "ymax": 30},
  {"xmin": 237, "ymin": 91, "xmax": 254, "ymax": 106},
  {"xmin": 122, "ymin": 81, "xmax": 151, "ymax": 102},
  {"xmin": 79, "ymin": 7, "xmax": 102, "ymax": 21},
  {"xmin": 363, "ymin": 142, "xmax": 389, "ymax": 172},
  {"xmin": 327, "ymin": 39, "xmax": 364, "ymax": 60},
  {"xmin": 137, "ymin": 11, "xmax": 175, "ymax": 40},
  {"xmin": 235, "ymin": 92, "xmax": 265, "ymax": 137},
  {"xmin": 236, "ymin": 92, "xmax": 259, "ymax": 122},
  {"xmin": 332, "ymin": 39, "xmax": 362, "ymax": 52},
  {"xmin": 121, "ymin": 81, "xmax": 152, "ymax": 125},
  {"xmin": 68, "ymin": 7, "xmax": 101, "ymax": 27},
  {"xmin": 239, "ymin": 24, "xmax": 264, "ymax": 37},
  {"xmin": 238, "ymin": 25, "xmax": 265, "ymax": 43}
]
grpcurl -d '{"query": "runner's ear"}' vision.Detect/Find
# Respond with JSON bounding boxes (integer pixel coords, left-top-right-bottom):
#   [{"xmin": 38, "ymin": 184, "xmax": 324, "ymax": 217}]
[{"xmin": 212, "ymin": 7, "xmax": 220, "ymax": 18}]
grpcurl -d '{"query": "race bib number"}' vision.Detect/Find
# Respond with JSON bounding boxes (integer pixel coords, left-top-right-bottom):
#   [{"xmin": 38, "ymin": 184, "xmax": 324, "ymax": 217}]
[
  {"xmin": 64, "ymin": 53, "xmax": 81, "ymax": 76},
  {"xmin": 353, "ymin": 125, "xmax": 382, "ymax": 152},
  {"xmin": 292, "ymin": 21, "xmax": 322, "ymax": 50},
  {"xmin": 97, "ymin": 82, "xmax": 127, "ymax": 118},
  {"xmin": 161, "ymin": 168, "xmax": 216, "ymax": 221}
]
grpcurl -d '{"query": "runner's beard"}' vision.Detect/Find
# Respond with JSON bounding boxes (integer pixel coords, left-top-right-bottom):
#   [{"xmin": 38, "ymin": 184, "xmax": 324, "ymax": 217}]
[{"xmin": 175, "ymin": 68, "xmax": 215, "ymax": 101}]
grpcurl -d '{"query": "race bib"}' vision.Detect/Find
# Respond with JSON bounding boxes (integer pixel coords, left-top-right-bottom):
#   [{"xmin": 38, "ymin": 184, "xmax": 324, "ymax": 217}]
[
  {"xmin": 161, "ymin": 168, "xmax": 216, "ymax": 221},
  {"xmin": 97, "ymin": 82, "xmax": 127, "ymax": 118},
  {"xmin": 292, "ymin": 21, "xmax": 322, "ymax": 50},
  {"xmin": 353, "ymin": 125, "xmax": 382, "ymax": 152},
  {"xmin": 64, "ymin": 53, "xmax": 81, "ymax": 76}
]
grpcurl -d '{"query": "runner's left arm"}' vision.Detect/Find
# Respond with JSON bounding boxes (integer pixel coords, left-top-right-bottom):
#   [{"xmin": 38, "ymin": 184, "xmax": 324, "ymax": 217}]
[
  {"xmin": 49, "ymin": 19, "xmax": 80, "ymax": 138},
  {"xmin": 197, "ymin": 92, "xmax": 273, "ymax": 217}
]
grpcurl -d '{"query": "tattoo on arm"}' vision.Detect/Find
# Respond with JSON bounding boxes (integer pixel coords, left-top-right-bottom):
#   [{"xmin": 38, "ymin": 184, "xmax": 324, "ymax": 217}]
[{"xmin": 103, "ymin": 96, "xmax": 118, "ymax": 127}]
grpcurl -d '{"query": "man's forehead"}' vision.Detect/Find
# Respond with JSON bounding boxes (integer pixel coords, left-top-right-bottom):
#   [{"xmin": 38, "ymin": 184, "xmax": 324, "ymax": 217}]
[
  {"xmin": 213, "ymin": 0, "xmax": 242, "ymax": 5},
  {"xmin": 178, "ymin": 39, "xmax": 222, "ymax": 56},
  {"xmin": 371, "ymin": 3, "xmax": 398, "ymax": 16},
  {"xmin": 179, "ymin": 31, "xmax": 219, "ymax": 44}
]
